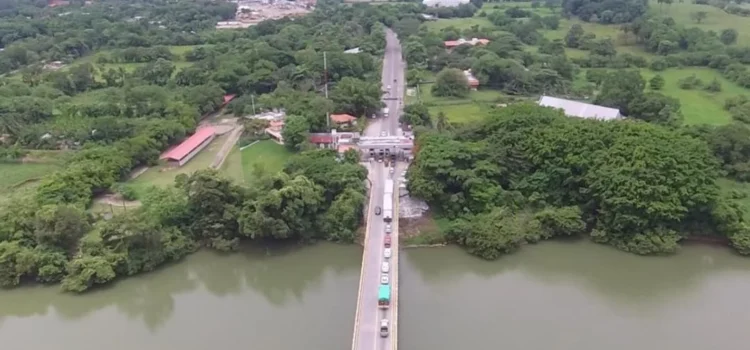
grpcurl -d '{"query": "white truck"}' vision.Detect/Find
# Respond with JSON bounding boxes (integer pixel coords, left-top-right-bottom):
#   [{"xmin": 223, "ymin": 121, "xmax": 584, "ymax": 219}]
[{"xmin": 383, "ymin": 193, "xmax": 393, "ymax": 222}]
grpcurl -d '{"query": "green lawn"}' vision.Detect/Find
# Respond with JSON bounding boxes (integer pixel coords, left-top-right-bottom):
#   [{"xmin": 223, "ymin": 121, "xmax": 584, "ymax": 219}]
[
  {"xmin": 649, "ymin": 1, "xmax": 750, "ymax": 45},
  {"xmin": 0, "ymin": 162, "xmax": 60, "ymax": 193},
  {"xmin": 128, "ymin": 132, "xmax": 229, "ymax": 195},
  {"xmin": 240, "ymin": 140, "xmax": 292, "ymax": 183},
  {"xmin": 408, "ymin": 82, "xmax": 511, "ymax": 124},
  {"xmin": 639, "ymin": 67, "xmax": 743, "ymax": 125}
]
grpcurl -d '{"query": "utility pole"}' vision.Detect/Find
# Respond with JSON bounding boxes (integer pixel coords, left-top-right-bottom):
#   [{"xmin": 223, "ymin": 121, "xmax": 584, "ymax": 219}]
[
  {"xmin": 324, "ymin": 51, "xmax": 330, "ymax": 129},
  {"xmin": 251, "ymin": 94, "xmax": 257, "ymax": 115}
]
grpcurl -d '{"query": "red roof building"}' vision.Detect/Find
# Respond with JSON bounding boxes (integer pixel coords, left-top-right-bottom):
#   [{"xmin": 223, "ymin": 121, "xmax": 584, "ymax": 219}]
[
  {"xmin": 464, "ymin": 70, "xmax": 480, "ymax": 89},
  {"xmin": 309, "ymin": 134, "xmax": 334, "ymax": 144},
  {"xmin": 330, "ymin": 113, "xmax": 357, "ymax": 124},
  {"xmin": 222, "ymin": 94, "xmax": 236, "ymax": 106},
  {"xmin": 161, "ymin": 127, "xmax": 216, "ymax": 166}
]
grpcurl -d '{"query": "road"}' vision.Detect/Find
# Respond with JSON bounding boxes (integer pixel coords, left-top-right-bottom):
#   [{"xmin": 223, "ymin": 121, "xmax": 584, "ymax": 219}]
[{"xmin": 352, "ymin": 28, "xmax": 405, "ymax": 350}]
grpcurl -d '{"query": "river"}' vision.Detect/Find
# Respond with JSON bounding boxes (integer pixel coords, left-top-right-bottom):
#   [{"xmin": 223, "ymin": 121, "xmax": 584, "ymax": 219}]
[{"xmin": 2, "ymin": 241, "xmax": 750, "ymax": 350}]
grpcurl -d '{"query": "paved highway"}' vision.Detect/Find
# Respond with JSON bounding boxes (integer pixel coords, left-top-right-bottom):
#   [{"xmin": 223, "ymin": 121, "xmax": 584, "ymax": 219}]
[{"xmin": 352, "ymin": 28, "xmax": 405, "ymax": 350}]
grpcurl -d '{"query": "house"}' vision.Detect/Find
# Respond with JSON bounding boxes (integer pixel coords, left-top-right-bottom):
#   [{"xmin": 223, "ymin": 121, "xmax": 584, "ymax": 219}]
[
  {"xmin": 444, "ymin": 38, "xmax": 490, "ymax": 50},
  {"xmin": 423, "ymin": 0, "xmax": 469, "ymax": 7},
  {"xmin": 160, "ymin": 127, "xmax": 216, "ymax": 167},
  {"xmin": 222, "ymin": 94, "xmax": 236, "ymax": 107},
  {"xmin": 538, "ymin": 96, "xmax": 621, "ymax": 121},
  {"xmin": 330, "ymin": 113, "xmax": 357, "ymax": 126},
  {"xmin": 265, "ymin": 120, "xmax": 284, "ymax": 144},
  {"xmin": 464, "ymin": 70, "xmax": 479, "ymax": 90}
]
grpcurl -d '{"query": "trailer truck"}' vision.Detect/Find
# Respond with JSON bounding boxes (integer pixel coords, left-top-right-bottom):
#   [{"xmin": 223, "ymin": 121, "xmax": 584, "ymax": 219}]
[{"xmin": 383, "ymin": 193, "xmax": 393, "ymax": 222}]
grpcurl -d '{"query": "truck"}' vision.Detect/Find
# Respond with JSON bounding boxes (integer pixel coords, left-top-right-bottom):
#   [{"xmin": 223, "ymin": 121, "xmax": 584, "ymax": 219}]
[
  {"xmin": 384, "ymin": 179, "xmax": 394, "ymax": 195},
  {"xmin": 378, "ymin": 285, "xmax": 391, "ymax": 309},
  {"xmin": 383, "ymin": 193, "xmax": 393, "ymax": 222}
]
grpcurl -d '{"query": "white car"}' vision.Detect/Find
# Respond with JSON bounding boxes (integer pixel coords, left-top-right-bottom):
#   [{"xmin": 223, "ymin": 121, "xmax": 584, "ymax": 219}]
[
  {"xmin": 380, "ymin": 131, "xmax": 387, "ymax": 137},
  {"xmin": 380, "ymin": 274, "xmax": 389, "ymax": 284},
  {"xmin": 385, "ymin": 224, "xmax": 392, "ymax": 233},
  {"xmin": 384, "ymin": 248, "xmax": 392, "ymax": 258},
  {"xmin": 389, "ymin": 167, "xmax": 395, "ymax": 174},
  {"xmin": 381, "ymin": 262, "xmax": 390, "ymax": 273},
  {"xmin": 387, "ymin": 85, "xmax": 391, "ymax": 90},
  {"xmin": 380, "ymin": 319, "xmax": 390, "ymax": 337}
]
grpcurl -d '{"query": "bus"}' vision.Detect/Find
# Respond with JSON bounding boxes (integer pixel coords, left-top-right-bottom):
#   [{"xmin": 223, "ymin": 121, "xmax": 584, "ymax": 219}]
[{"xmin": 378, "ymin": 285, "xmax": 391, "ymax": 309}]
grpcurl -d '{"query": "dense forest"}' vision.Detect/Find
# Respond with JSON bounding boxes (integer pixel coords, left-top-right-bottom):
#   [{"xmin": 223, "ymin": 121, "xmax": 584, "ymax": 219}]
[{"xmin": 0, "ymin": 0, "xmax": 423, "ymax": 292}]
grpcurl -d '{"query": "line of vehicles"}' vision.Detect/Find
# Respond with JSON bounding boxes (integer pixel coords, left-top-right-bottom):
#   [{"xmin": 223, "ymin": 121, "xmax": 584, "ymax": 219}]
[{"xmin": 374, "ymin": 175, "xmax": 395, "ymax": 338}]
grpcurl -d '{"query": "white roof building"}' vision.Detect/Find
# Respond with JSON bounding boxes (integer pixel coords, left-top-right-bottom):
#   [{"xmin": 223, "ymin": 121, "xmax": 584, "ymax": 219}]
[
  {"xmin": 538, "ymin": 96, "xmax": 621, "ymax": 121},
  {"xmin": 423, "ymin": 0, "xmax": 469, "ymax": 7}
]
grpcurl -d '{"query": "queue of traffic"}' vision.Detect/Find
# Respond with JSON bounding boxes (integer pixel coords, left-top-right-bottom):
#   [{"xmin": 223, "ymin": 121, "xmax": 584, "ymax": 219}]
[{"xmin": 374, "ymin": 173, "xmax": 396, "ymax": 338}]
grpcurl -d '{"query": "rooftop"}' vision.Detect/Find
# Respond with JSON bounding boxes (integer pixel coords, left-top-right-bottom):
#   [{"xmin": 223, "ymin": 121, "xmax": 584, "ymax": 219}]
[
  {"xmin": 161, "ymin": 127, "xmax": 216, "ymax": 161},
  {"xmin": 538, "ymin": 96, "xmax": 621, "ymax": 121},
  {"xmin": 444, "ymin": 38, "xmax": 490, "ymax": 48},
  {"xmin": 330, "ymin": 113, "xmax": 357, "ymax": 124}
]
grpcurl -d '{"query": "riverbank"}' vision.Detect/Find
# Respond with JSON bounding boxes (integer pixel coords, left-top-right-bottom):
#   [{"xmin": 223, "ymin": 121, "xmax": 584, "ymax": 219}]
[{"xmin": 3, "ymin": 242, "xmax": 750, "ymax": 350}]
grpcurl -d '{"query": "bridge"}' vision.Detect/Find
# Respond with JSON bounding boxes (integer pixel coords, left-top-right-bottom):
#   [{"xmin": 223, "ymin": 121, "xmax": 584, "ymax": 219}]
[{"xmin": 351, "ymin": 28, "xmax": 404, "ymax": 350}]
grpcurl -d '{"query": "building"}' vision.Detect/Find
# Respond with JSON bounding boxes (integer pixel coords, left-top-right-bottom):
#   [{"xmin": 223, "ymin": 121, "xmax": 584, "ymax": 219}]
[
  {"xmin": 464, "ymin": 70, "xmax": 479, "ymax": 90},
  {"xmin": 330, "ymin": 113, "xmax": 357, "ymax": 126},
  {"xmin": 265, "ymin": 120, "xmax": 284, "ymax": 143},
  {"xmin": 423, "ymin": 0, "xmax": 469, "ymax": 7},
  {"xmin": 222, "ymin": 94, "xmax": 236, "ymax": 107},
  {"xmin": 444, "ymin": 38, "xmax": 490, "ymax": 50},
  {"xmin": 538, "ymin": 96, "xmax": 621, "ymax": 121},
  {"xmin": 160, "ymin": 127, "xmax": 216, "ymax": 167},
  {"xmin": 344, "ymin": 47, "xmax": 362, "ymax": 54}
]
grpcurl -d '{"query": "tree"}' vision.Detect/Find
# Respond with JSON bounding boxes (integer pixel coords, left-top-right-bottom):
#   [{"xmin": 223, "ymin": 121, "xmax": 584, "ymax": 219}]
[
  {"xmin": 690, "ymin": 11, "xmax": 707, "ymax": 23},
  {"xmin": 401, "ymin": 103, "xmax": 432, "ymax": 127},
  {"xmin": 649, "ymin": 74, "xmax": 665, "ymax": 90},
  {"xmin": 705, "ymin": 78, "xmax": 722, "ymax": 92},
  {"xmin": 564, "ymin": 24, "xmax": 585, "ymax": 48},
  {"xmin": 721, "ymin": 29, "xmax": 739, "ymax": 45},
  {"xmin": 330, "ymin": 77, "xmax": 383, "ymax": 118},
  {"xmin": 595, "ymin": 70, "xmax": 645, "ymax": 115},
  {"xmin": 281, "ymin": 115, "xmax": 310, "ymax": 151},
  {"xmin": 432, "ymin": 68, "xmax": 470, "ymax": 98},
  {"xmin": 627, "ymin": 92, "xmax": 683, "ymax": 125}
]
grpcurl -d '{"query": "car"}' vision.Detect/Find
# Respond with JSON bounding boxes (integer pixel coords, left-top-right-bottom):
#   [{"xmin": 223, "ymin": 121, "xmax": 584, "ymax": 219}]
[
  {"xmin": 384, "ymin": 235, "xmax": 391, "ymax": 248},
  {"xmin": 381, "ymin": 262, "xmax": 390, "ymax": 273},
  {"xmin": 385, "ymin": 224, "xmax": 392, "ymax": 233},
  {"xmin": 389, "ymin": 167, "xmax": 395, "ymax": 174},
  {"xmin": 380, "ymin": 274, "xmax": 389, "ymax": 284},
  {"xmin": 380, "ymin": 131, "xmax": 387, "ymax": 137},
  {"xmin": 375, "ymin": 206, "xmax": 382, "ymax": 215},
  {"xmin": 380, "ymin": 319, "xmax": 390, "ymax": 337},
  {"xmin": 384, "ymin": 248, "xmax": 392, "ymax": 258},
  {"xmin": 387, "ymin": 84, "xmax": 391, "ymax": 90}
]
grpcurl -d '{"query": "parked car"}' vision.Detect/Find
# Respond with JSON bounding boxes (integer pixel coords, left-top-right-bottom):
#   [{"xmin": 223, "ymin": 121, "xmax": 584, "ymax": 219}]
[
  {"xmin": 375, "ymin": 206, "xmax": 382, "ymax": 215},
  {"xmin": 380, "ymin": 274, "xmax": 389, "ymax": 284},
  {"xmin": 384, "ymin": 248, "xmax": 392, "ymax": 259}
]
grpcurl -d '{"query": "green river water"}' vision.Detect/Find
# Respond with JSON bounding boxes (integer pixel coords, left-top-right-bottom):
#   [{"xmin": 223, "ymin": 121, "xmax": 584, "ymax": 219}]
[{"xmin": 2, "ymin": 241, "xmax": 750, "ymax": 350}]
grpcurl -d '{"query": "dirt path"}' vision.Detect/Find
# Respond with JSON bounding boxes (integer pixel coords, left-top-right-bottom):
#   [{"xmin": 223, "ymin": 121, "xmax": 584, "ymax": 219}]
[
  {"xmin": 212, "ymin": 125, "xmax": 243, "ymax": 169},
  {"xmin": 94, "ymin": 194, "xmax": 141, "ymax": 208}
]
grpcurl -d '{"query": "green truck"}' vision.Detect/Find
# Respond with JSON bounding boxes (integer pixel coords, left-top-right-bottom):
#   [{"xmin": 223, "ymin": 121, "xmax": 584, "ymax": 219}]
[{"xmin": 378, "ymin": 285, "xmax": 391, "ymax": 309}]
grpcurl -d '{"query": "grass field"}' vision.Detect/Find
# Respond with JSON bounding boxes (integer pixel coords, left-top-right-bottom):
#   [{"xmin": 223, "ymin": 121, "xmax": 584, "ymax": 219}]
[
  {"xmin": 0, "ymin": 162, "xmax": 60, "ymax": 194},
  {"xmin": 408, "ymin": 82, "xmax": 512, "ymax": 124},
  {"xmin": 128, "ymin": 132, "xmax": 229, "ymax": 195},
  {"xmin": 648, "ymin": 1, "xmax": 750, "ymax": 46},
  {"xmin": 239, "ymin": 140, "xmax": 291, "ymax": 184},
  {"xmin": 639, "ymin": 67, "xmax": 743, "ymax": 125}
]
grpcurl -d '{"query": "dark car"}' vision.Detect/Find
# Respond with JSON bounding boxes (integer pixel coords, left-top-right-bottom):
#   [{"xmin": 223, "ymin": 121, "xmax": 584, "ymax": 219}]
[{"xmin": 375, "ymin": 206, "xmax": 382, "ymax": 215}]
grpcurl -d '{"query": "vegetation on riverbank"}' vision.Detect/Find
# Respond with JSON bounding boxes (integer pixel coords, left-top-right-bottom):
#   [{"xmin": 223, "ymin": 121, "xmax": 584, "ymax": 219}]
[
  {"xmin": 0, "ymin": 0, "xmax": 423, "ymax": 292},
  {"xmin": 407, "ymin": 103, "xmax": 750, "ymax": 258}
]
